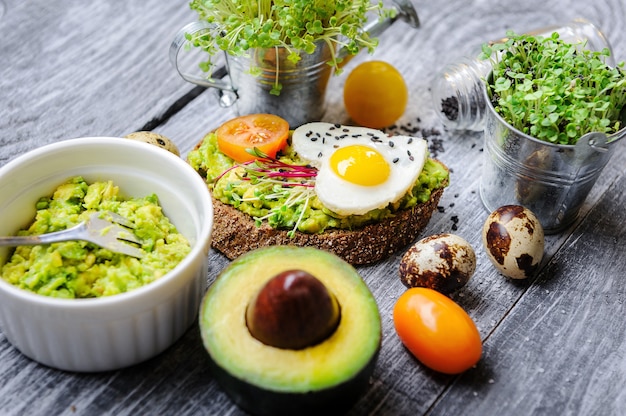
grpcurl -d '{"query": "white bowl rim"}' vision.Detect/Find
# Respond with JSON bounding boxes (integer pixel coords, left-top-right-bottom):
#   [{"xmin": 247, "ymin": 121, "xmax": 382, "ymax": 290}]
[{"xmin": 0, "ymin": 136, "xmax": 213, "ymax": 310}]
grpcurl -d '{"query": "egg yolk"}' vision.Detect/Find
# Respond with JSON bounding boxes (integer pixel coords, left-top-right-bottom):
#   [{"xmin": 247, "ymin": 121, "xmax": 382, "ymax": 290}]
[{"xmin": 329, "ymin": 145, "xmax": 390, "ymax": 186}]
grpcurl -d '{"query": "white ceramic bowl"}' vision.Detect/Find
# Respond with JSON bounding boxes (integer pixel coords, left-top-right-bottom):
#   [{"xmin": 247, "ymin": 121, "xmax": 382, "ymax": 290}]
[{"xmin": 0, "ymin": 137, "xmax": 213, "ymax": 372}]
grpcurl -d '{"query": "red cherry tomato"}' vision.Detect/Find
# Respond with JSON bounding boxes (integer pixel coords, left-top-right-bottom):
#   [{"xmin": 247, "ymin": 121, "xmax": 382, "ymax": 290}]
[
  {"xmin": 216, "ymin": 114, "xmax": 289, "ymax": 163},
  {"xmin": 393, "ymin": 287, "xmax": 482, "ymax": 374}
]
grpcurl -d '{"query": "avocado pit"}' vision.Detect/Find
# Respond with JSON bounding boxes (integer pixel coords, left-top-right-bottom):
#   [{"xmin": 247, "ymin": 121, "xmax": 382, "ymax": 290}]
[{"xmin": 246, "ymin": 269, "xmax": 341, "ymax": 350}]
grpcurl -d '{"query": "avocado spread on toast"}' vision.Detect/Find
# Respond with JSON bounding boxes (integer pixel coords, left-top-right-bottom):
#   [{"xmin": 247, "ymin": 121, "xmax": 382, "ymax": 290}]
[{"xmin": 188, "ymin": 132, "xmax": 449, "ymax": 235}]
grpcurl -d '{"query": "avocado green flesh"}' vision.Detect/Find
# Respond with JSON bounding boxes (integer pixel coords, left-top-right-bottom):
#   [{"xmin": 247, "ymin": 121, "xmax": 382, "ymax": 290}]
[
  {"xmin": 187, "ymin": 132, "xmax": 449, "ymax": 234},
  {"xmin": 200, "ymin": 246, "xmax": 381, "ymax": 394},
  {"xmin": 0, "ymin": 176, "xmax": 190, "ymax": 298}
]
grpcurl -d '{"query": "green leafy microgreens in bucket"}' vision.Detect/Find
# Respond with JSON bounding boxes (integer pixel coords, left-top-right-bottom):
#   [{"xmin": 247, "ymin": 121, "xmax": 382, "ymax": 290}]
[
  {"xmin": 481, "ymin": 31, "xmax": 626, "ymax": 145},
  {"xmin": 187, "ymin": 0, "xmax": 395, "ymax": 95},
  {"xmin": 218, "ymin": 148, "xmax": 318, "ymax": 237}
]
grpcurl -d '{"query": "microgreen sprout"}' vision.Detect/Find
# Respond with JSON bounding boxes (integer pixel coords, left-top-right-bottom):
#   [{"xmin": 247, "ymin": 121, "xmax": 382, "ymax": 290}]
[
  {"xmin": 481, "ymin": 31, "xmax": 626, "ymax": 145},
  {"xmin": 216, "ymin": 148, "xmax": 318, "ymax": 237},
  {"xmin": 187, "ymin": 0, "xmax": 395, "ymax": 95}
]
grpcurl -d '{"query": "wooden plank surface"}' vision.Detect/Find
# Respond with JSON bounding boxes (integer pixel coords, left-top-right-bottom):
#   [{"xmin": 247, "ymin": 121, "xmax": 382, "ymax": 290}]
[{"xmin": 1, "ymin": 0, "xmax": 626, "ymax": 415}]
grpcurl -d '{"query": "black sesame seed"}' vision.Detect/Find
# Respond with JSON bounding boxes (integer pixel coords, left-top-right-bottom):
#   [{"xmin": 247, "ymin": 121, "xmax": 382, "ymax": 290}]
[
  {"xmin": 325, "ymin": 132, "xmax": 332, "ymax": 136},
  {"xmin": 408, "ymin": 138, "xmax": 413, "ymax": 144},
  {"xmin": 389, "ymin": 141, "xmax": 395, "ymax": 147},
  {"xmin": 329, "ymin": 125, "xmax": 336, "ymax": 130},
  {"xmin": 342, "ymin": 128, "xmax": 349, "ymax": 132},
  {"xmin": 317, "ymin": 152, "xmax": 323, "ymax": 158},
  {"xmin": 392, "ymin": 157, "xmax": 399, "ymax": 163},
  {"xmin": 367, "ymin": 132, "xmax": 375, "ymax": 136},
  {"xmin": 334, "ymin": 123, "xmax": 341, "ymax": 128},
  {"xmin": 311, "ymin": 137, "xmax": 318, "ymax": 141},
  {"xmin": 306, "ymin": 131, "xmax": 313, "ymax": 137}
]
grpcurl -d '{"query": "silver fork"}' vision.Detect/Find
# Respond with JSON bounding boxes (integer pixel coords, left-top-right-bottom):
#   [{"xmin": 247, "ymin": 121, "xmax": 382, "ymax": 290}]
[{"xmin": 0, "ymin": 212, "xmax": 144, "ymax": 258}]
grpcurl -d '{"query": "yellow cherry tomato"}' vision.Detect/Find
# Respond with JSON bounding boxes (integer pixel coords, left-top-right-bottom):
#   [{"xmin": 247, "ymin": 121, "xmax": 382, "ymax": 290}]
[
  {"xmin": 343, "ymin": 61, "xmax": 408, "ymax": 129},
  {"xmin": 393, "ymin": 287, "xmax": 482, "ymax": 374}
]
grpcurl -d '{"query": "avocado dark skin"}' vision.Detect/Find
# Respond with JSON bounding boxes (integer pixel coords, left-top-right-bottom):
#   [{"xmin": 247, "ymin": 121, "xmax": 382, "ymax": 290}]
[
  {"xmin": 199, "ymin": 246, "xmax": 381, "ymax": 416},
  {"xmin": 207, "ymin": 349, "xmax": 379, "ymax": 416}
]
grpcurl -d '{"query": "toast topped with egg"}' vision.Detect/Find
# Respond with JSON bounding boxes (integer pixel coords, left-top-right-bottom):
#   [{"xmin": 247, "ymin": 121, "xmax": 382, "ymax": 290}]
[{"xmin": 188, "ymin": 115, "xmax": 449, "ymax": 265}]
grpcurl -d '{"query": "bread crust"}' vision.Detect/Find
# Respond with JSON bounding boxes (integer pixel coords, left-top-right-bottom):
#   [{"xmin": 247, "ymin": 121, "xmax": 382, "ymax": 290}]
[{"xmin": 210, "ymin": 178, "xmax": 446, "ymax": 265}]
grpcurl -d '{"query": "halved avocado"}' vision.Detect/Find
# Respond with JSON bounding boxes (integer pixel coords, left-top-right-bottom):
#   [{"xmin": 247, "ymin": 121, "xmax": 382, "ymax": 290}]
[{"xmin": 200, "ymin": 246, "xmax": 381, "ymax": 416}]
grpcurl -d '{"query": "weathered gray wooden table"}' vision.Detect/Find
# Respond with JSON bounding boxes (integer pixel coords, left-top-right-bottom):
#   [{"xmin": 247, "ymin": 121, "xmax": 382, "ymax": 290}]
[{"xmin": 1, "ymin": 0, "xmax": 625, "ymax": 414}]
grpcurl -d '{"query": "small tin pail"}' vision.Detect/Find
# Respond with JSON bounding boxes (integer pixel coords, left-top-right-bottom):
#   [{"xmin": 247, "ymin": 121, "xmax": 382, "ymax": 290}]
[
  {"xmin": 169, "ymin": 0, "xmax": 419, "ymax": 127},
  {"xmin": 480, "ymin": 87, "xmax": 626, "ymax": 233}
]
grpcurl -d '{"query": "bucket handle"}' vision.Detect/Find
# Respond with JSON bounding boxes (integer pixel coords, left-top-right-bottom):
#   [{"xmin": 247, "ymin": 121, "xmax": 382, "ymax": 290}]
[
  {"xmin": 335, "ymin": 0, "xmax": 420, "ymax": 64},
  {"xmin": 563, "ymin": 132, "xmax": 610, "ymax": 183},
  {"xmin": 169, "ymin": 21, "xmax": 235, "ymax": 93},
  {"xmin": 554, "ymin": 131, "xmax": 609, "ymax": 224},
  {"xmin": 576, "ymin": 131, "xmax": 610, "ymax": 158}
]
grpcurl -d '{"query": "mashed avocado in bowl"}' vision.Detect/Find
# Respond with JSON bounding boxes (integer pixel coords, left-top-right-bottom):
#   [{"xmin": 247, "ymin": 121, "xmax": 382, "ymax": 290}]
[
  {"xmin": 0, "ymin": 136, "xmax": 213, "ymax": 372},
  {"xmin": 1, "ymin": 176, "xmax": 191, "ymax": 299}
]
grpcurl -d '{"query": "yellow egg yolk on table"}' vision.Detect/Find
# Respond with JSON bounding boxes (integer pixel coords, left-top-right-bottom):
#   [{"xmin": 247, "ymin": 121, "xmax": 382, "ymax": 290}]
[{"xmin": 343, "ymin": 61, "xmax": 408, "ymax": 129}]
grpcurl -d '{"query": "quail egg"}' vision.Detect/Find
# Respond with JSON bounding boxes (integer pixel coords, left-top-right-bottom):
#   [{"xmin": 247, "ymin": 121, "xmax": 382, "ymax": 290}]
[
  {"xmin": 124, "ymin": 131, "xmax": 180, "ymax": 156},
  {"xmin": 482, "ymin": 205, "xmax": 544, "ymax": 279},
  {"xmin": 399, "ymin": 233, "xmax": 476, "ymax": 295}
]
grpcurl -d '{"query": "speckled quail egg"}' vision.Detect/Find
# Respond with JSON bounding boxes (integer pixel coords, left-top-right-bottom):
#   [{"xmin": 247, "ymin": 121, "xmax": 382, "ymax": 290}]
[
  {"xmin": 399, "ymin": 233, "xmax": 476, "ymax": 295},
  {"xmin": 482, "ymin": 205, "xmax": 544, "ymax": 280},
  {"xmin": 124, "ymin": 131, "xmax": 180, "ymax": 156}
]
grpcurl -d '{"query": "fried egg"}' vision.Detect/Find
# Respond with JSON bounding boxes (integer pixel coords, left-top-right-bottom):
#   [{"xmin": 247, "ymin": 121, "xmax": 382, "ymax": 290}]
[{"xmin": 292, "ymin": 122, "xmax": 428, "ymax": 216}]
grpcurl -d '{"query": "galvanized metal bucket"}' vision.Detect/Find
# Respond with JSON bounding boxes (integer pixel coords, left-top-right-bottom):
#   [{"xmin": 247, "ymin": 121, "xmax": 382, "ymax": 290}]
[
  {"xmin": 480, "ymin": 91, "xmax": 626, "ymax": 233},
  {"xmin": 227, "ymin": 43, "xmax": 334, "ymax": 127},
  {"xmin": 169, "ymin": 0, "xmax": 419, "ymax": 127}
]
